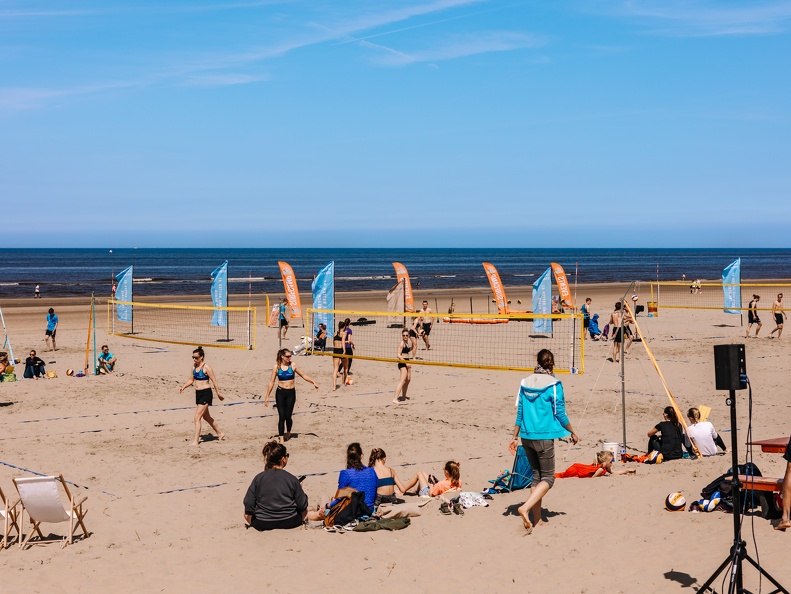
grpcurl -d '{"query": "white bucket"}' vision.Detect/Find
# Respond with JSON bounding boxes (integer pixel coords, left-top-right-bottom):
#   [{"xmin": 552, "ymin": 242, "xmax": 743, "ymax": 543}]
[{"xmin": 603, "ymin": 442, "xmax": 620, "ymax": 462}]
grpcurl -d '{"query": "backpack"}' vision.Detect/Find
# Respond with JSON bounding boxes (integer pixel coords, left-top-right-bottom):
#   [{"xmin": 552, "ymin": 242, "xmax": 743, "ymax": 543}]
[
  {"xmin": 700, "ymin": 463, "xmax": 762, "ymax": 512},
  {"xmin": 324, "ymin": 488, "xmax": 372, "ymax": 527}
]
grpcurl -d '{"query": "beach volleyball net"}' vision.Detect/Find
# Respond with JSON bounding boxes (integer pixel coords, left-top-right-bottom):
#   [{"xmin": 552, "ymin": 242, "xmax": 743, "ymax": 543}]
[
  {"xmin": 650, "ymin": 282, "xmax": 791, "ymax": 311},
  {"xmin": 107, "ymin": 300, "xmax": 256, "ymax": 349},
  {"xmin": 306, "ymin": 309, "xmax": 585, "ymax": 374}
]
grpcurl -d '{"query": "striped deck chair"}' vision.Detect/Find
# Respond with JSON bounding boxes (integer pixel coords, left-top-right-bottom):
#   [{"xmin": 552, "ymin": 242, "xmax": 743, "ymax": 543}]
[{"xmin": 13, "ymin": 474, "xmax": 89, "ymax": 549}]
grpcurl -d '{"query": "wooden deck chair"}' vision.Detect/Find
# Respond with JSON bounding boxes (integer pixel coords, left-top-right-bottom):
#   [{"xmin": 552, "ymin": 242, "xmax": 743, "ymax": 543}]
[
  {"xmin": 13, "ymin": 474, "xmax": 89, "ymax": 549},
  {"xmin": 0, "ymin": 485, "xmax": 20, "ymax": 549}
]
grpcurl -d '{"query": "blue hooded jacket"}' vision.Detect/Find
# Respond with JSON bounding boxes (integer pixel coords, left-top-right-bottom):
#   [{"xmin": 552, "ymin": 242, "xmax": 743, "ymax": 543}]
[{"xmin": 515, "ymin": 374, "xmax": 571, "ymax": 440}]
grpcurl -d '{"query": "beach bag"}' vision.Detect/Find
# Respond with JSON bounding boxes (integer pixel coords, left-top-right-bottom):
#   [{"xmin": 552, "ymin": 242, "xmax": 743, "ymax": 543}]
[{"xmin": 324, "ymin": 488, "xmax": 372, "ymax": 527}]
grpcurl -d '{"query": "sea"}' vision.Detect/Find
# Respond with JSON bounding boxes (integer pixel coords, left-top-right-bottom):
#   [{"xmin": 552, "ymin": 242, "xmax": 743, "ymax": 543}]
[{"xmin": 0, "ymin": 248, "xmax": 789, "ymax": 300}]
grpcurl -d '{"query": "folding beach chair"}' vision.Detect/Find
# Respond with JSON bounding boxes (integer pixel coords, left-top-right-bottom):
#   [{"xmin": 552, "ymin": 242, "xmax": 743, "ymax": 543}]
[
  {"xmin": 0, "ymin": 485, "xmax": 20, "ymax": 549},
  {"xmin": 488, "ymin": 446, "xmax": 534, "ymax": 493},
  {"xmin": 13, "ymin": 474, "xmax": 89, "ymax": 549}
]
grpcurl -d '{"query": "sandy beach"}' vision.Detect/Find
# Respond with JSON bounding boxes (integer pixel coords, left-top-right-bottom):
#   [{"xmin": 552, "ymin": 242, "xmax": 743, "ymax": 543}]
[{"xmin": 1, "ymin": 284, "xmax": 790, "ymax": 593}]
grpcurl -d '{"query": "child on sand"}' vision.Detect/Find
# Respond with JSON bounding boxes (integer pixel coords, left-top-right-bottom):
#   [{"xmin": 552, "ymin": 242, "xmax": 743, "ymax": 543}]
[
  {"xmin": 555, "ymin": 450, "xmax": 636, "ymax": 478},
  {"xmin": 401, "ymin": 461, "xmax": 462, "ymax": 498}
]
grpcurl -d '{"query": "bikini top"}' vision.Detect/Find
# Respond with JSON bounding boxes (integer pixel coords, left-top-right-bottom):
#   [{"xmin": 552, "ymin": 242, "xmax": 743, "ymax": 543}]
[
  {"xmin": 401, "ymin": 342, "xmax": 412, "ymax": 355},
  {"xmin": 193, "ymin": 365, "xmax": 209, "ymax": 381},
  {"xmin": 333, "ymin": 333, "xmax": 343, "ymax": 342},
  {"xmin": 277, "ymin": 365, "xmax": 295, "ymax": 381},
  {"xmin": 377, "ymin": 475, "xmax": 396, "ymax": 488}
]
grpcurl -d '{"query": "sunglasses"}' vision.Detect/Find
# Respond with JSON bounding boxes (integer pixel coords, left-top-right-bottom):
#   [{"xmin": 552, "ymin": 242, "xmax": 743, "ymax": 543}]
[{"xmin": 192, "ymin": 355, "xmax": 201, "ymax": 360}]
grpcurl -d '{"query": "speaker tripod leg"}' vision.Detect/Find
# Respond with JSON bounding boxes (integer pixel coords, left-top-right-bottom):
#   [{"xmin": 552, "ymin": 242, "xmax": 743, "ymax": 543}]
[
  {"xmin": 698, "ymin": 554, "xmax": 736, "ymax": 593},
  {"xmin": 741, "ymin": 553, "xmax": 790, "ymax": 594}
]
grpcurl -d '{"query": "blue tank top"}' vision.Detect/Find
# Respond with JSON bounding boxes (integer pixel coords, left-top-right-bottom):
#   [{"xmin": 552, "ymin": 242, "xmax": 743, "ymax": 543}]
[
  {"xmin": 277, "ymin": 365, "xmax": 295, "ymax": 381},
  {"xmin": 193, "ymin": 365, "xmax": 209, "ymax": 381}
]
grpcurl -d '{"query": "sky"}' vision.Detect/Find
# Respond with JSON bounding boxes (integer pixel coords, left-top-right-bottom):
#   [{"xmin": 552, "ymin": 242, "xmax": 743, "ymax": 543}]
[{"xmin": 1, "ymin": 0, "xmax": 790, "ymax": 248}]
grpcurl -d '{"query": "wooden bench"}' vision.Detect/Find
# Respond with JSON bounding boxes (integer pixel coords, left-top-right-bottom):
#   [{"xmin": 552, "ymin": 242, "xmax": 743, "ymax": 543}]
[{"xmin": 737, "ymin": 475, "xmax": 784, "ymax": 519}]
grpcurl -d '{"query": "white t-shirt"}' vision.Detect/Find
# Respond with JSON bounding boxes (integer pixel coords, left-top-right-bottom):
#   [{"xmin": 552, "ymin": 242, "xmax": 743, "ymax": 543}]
[{"xmin": 686, "ymin": 421, "xmax": 719, "ymax": 456}]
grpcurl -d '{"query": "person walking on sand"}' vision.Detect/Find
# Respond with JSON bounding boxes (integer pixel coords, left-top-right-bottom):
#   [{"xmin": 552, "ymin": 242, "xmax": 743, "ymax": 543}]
[
  {"xmin": 392, "ymin": 328, "xmax": 412, "ymax": 403},
  {"xmin": 34, "ymin": 284, "xmax": 40, "ymax": 299},
  {"xmin": 332, "ymin": 321, "xmax": 348, "ymax": 390},
  {"xmin": 45, "ymin": 307, "xmax": 58, "ymax": 351},
  {"xmin": 746, "ymin": 294, "xmax": 762, "ymax": 338},
  {"xmin": 179, "ymin": 346, "xmax": 225, "ymax": 445},
  {"xmin": 608, "ymin": 302, "xmax": 632, "ymax": 362},
  {"xmin": 414, "ymin": 300, "xmax": 433, "ymax": 350},
  {"xmin": 278, "ymin": 299, "xmax": 289, "ymax": 340},
  {"xmin": 769, "ymin": 293, "xmax": 787, "ymax": 339},
  {"xmin": 264, "ymin": 348, "xmax": 319, "ymax": 442},
  {"xmin": 509, "ymin": 349, "xmax": 579, "ymax": 534}
]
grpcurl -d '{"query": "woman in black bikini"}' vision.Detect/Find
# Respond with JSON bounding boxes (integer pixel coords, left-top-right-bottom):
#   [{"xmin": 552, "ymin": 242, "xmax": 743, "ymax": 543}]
[
  {"xmin": 264, "ymin": 348, "xmax": 319, "ymax": 442},
  {"xmin": 179, "ymin": 346, "xmax": 225, "ymax": 446},
  {"xmin": 332, "ymin": 321, "xmax": 348, "ymax": 391},
  {"xmin": 369, "ymin": 448, "xmax": 410, "ymax": 507},
  {"xmin": 393, "ymin": 328, "xmax": 412, "ymax": 403}
]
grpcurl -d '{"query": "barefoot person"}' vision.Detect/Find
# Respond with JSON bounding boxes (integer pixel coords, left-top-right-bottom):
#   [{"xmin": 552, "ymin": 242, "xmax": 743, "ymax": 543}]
[
  {"xmin": 179, "ymin": 346, "xmax": 225, "ymax": 445},
  {"xmin": 770, "ymin": 293, "xmax": 787, "ymax": 339},
  {"xmin": 509, "ymin": 349, "xmax": 579, "ymax": 534},
  {"xmin": 264, "ymin": 348, "xmax": 319, "ymax": 442},
  {"xmin": 45, "ymin": 307, "xmax": 58, "ymax": 351},
  {"xmin": 392, "ymin": 328, "xmax": 412, "ymax": 403},
  {"xmin": 746, "ymin": 294, "xmax": 762, "ymax": 338},
  {"xmin": 332, "ymin": 321, "xmax": 348, "ymax": 391},
  {"xmin": 415, "ymin": 300, "xmax": 433, "ymax": 350},
  {"xmin": 775, "ymin": 436, "xmax": 791, "ymax": 531}
]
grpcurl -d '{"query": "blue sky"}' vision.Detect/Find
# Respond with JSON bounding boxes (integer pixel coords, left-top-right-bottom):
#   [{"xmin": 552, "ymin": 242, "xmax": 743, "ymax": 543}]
[{"xmin": 1, "ymin": 0, "xmax": 789, "ymax": 248}]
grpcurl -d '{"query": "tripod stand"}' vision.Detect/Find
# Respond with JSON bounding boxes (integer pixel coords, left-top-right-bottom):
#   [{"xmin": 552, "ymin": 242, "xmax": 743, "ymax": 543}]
[{"xmin": 698, "ymin": 388, "xmax": 788, "ymax": 594}]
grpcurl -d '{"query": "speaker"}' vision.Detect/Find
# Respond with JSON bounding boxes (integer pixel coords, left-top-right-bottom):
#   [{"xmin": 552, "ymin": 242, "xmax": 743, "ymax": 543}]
[{"xmin": 713, "ymin": 344, "xmax": 746, "ymax": 391}]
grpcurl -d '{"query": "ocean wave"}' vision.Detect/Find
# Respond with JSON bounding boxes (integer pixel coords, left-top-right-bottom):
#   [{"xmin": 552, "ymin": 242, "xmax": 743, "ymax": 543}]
[
  {"xmin": 229, "ymin": 277, "xmax": 269, "ymax": 282},
  {"xmin": 0, "ymin": 282, "xmax": 19, "ymax": 286},
  {"xmin": 337, "ymin": 276, "xmax": 393, "ymax": 281}
]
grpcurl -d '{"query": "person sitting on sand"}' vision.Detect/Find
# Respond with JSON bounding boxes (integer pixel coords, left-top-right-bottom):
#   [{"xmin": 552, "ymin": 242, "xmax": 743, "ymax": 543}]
[
  {"xmin": 647, "ymin": 406, "xmax": 684, "ymax": 461},
  {"xmin": 0, "ymin": 352, "xmax": 10, "ymax": 380},
  {"xmin": 314, "ymin": 323, "xmax": 327, "ymax": 351},
  {"xmin": 684, "ymin": 407, "xmax": 726, "ymax": 456},
  {"xmin": 23, "ymin": 349, "xmax": 46, "ymax": 379},
  {"xmin": 555, "ymin": 450, "xmax": 636, "ymax": 478},
  {"xmin": 97, "ymin": 345, "xmax": 117, "ymax": 374},
  {"xmin": 369, "ymin": 448, "xmax": 410, "ymax": 507},
  {"xmin": 243, "ymin": 440, "xmax": 323, "ymax": 531},
  {"xmin": 588, "ymin": 313, "xmax": 603, "ymax": 341},
  {"xmin": 399, "ymin": 461, "xmax": 463, "ymax": 498},
  {"xmin": 334, "ymin": 442, "xmax": 378, "ymax": 511}
]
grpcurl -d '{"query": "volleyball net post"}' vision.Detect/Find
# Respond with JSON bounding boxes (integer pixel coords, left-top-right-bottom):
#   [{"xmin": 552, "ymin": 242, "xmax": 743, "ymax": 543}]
[
  {"xmin": 306, "ymin": 308, "xmax": 585, "ymax": 374},
  {"xmin": 107, "ymin": 300, "xmax": 257, "ymax": 350}
]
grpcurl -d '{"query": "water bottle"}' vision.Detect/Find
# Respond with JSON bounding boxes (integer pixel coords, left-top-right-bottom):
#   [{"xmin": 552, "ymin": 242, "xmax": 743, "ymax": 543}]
[{"xmin": 619, "ymin": 444, "xmax": 626, "ymax": 462}]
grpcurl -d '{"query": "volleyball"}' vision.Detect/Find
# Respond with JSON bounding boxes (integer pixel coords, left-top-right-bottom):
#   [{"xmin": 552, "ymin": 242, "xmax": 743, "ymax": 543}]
[
  {"xmin": 346, "ymin": 378, "xmax": 354, "ymax": 385},
  {"xmin": 645, "ymin": 450, "xmax": 663, "ymax": 465},
  {"xmin": 66, "ymin": 369, "xmax": 74, "ymax": 376},
  {"xmin": 665, "ymin": 492, "xmax": 686, "ymax": 512},
  {"xmin": 705, "ymin": 492, "xmax": 721, "ymax": 512}
]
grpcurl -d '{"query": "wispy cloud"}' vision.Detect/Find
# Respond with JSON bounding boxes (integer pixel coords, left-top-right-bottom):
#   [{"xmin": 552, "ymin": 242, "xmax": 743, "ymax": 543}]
[
  {"xmin": 181, "ymin": 73, "xmax": 269, "ymax": 87},
  {"xmin": 361, "ymin": 31, "xmax": 540, "ymax": 66},
  {"xmin": 0, "ymin": 1, "xmax": 291, "ymax": 19},
  {"xmin": 595, "ymin": 0, "xmax": 791, "ymax": 37}
]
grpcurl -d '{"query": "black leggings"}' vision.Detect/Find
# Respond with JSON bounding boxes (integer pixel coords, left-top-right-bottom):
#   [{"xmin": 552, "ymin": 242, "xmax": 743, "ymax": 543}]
[
  {"xmin": 276, "ymin": 386, "xmax": 296, "ymax": 436},
  {"xmin": 251, "ymin": 513, "xmax": 302, "ymax": 531}
]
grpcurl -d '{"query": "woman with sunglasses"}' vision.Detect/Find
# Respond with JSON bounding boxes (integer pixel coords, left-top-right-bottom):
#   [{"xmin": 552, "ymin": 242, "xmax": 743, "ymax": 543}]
[
  {"xmin": 179, "ymin": 346, "xmax": 225, "ymax": 446},
  {"xmin": 265, "ymin": 348, "xmax": 319, "ymax": 442},
  {"xmin": 392, "ymin": 327, "xmax": 413, "ymax": 404}
]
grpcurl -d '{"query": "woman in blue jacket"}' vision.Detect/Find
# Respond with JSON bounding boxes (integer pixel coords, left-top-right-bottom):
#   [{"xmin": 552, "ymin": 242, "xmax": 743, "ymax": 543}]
[{"xmin": 509, "ymin": 349, "xmax": 579, "ymax": 534}]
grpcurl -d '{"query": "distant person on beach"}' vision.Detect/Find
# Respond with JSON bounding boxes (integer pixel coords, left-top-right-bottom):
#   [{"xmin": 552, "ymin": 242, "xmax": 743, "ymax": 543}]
[
  {"xmin": 685, "ymin": 407, "xmax": 726, "ymax": 456},
  {"xmin": 243, "ymin": 441, "xmax": 323, "ymax": 531},
  {"xmin": 264, "ymin": 348, "xmax": 319, "ymax": 442},
  {"xmin": 0, "ymin": 352, "xmax": 10, "ymax": 379},
  {"xmin": 34, "ymin": 284, "xmax": 40, "ymax": 299},
  {"xmin": 314, "ymin": 323, "xmax": 327, "ymax": 351},
  {"xmin": 343, "ymin": 317, "xmax": 354, "ymax": 374},
  {"xmin": 510, "ymin": 349, "xmax": 579, "ymax": 534},
  {"xmin": 111, "ymin": 283, "xmax": 117, "ymax": 298},
  {"xmin": 24, "ymin": 349, "xmax": 46, "ymax": 379},
  {"xmin": 581, "ymin": 298, "xmax": 592, "ymax": 339},
  {"xmin": 746, "ymin": 294, "xmax": 762, "ymax": 338},
  {"xmin": 588, "ymin": 313, "xmax": 603, "ymax": 340},
  {"xmin": 332, "ymin": 321, "xmax": 348, "ymax": 391},
  {"xmin": 774, "ymin": 437, "xmax": 791, "ymax": 531},
  {"xmin": 647, "ymin": 406, "xmax": 684, "ymax": 461},
  {"xmin": 45, "ymin": 307, "xmax": 58, "ymax": 351},
  {"xmin": 555, "ymin": 451, "xmax": 636, "ymax": 478},
  {"xmin": 392, "ymin": 328, "xmax": 412, "ymax": 404},
  {"xmin": 279, "ymin": 299, "xmax": 289, "ymax": 339},
  {"xmin": 414, "ymin": 300, "xmax": 433, "ymax": 350},
  {"xmin": 608, "ymin": 302, "xmax": 632, "ymax": 362},
  {"xmin": 97, "ymin": 344, "xmax": 117, "ymax": 374},
  {"xmin": 770, "ymin": 294, "xmax": 786, "ymax": 339},
  {"xmin": 178, "ymin": 346, "xmax": 225, "ymax": 446}
]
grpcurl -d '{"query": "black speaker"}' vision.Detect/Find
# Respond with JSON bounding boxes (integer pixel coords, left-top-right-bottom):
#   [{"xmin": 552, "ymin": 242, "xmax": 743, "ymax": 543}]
[{"xmin": 713, "ymin": 344, "xmax": 746, "ymax": 390}]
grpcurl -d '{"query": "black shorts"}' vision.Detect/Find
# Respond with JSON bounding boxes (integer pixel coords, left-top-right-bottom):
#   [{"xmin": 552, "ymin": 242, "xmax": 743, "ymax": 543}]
[
  {"xmin": 422, "ymin": 323, "xmax": 432, "ymax": 336},
  {"xmin": 748, "ymin": 312, "xmax": 760, "ymax": 324},
  {"xmin": 279, "ymin": 318, "xmax": 289, "ymax": 327},
  {"xmin": 196, "ymin": 388, "xmax": 213, "ymax": 406},
  {"xmin": 408, "ymin": 329, "xmax": 417, "ymax": 338},
  {"xmin": 333, "ymin": 347, "xmax": 344, "ymax": 356},
  {"xmin": 613, "ymin": 328, "xmax": 623, "ymax": 343},
  {"xmin": 583, "ymin": 318, "xmax": 590, "ymax": 329},
  {"xmin": 45, "ymin": 329, "xmax": 57, "ymax": 337},
  {"xmin": 784, "ymin": 437, "xmax": 791, "ymax": 464},
  {"xmin": 398, "ymin": 360, "xmax": 411, "ymax": 370},
  {"xmin": 775, "ymin": 313, "xmax": 784, "ymax": 325}
]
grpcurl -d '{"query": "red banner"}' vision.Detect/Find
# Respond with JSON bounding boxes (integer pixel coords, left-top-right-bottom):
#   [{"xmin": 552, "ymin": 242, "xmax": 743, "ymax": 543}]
[
  {"xmin": 392, "ymin": 262, "xmax": 414, "ymax": 312},
  {"xmin": 278, "ymin": 261, "xmax": 302, "ymax": 318},
  {"xmin": 551, "ymin": 262, "xmax": 573, "ymax": 309},
  {"xmin": 483, "ymin": 262, "xmax": 509, "ymax": 314}
]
